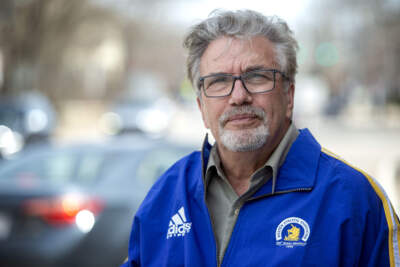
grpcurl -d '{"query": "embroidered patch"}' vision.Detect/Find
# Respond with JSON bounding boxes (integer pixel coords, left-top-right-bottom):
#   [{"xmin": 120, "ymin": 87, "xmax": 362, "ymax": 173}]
[{"xmin": 275, "ymin": 217, "xmax": 310, "ymax": 248}]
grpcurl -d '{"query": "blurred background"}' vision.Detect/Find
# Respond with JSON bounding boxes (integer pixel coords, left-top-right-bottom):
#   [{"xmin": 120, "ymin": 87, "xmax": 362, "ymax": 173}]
[{"xmin": 0, "ymin": 0, "xmax": 399, "ymax": 266}]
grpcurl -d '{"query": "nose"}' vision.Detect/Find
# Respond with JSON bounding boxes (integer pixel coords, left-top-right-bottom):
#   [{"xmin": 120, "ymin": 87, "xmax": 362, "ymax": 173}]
[{"xmin": 228, "ymin": 78, "xmax": 252, "ymax": 106}]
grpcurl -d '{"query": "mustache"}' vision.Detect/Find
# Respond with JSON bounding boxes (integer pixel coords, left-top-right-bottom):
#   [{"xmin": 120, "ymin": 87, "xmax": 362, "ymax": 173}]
[{"xmin": 219, "ymin": 105, "xmax": 266, "ymax": 126}]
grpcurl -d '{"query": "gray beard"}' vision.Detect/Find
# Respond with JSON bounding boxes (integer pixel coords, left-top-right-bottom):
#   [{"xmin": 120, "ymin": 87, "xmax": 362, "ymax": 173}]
[{"xmin": 218, "ymin": 106, "xmax": 269, "ymax": 152}]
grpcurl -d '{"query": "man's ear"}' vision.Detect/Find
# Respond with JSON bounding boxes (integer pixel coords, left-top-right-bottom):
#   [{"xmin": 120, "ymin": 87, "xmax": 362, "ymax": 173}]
[
  {"xmin": 197, "ymin": 96, "xmax": 210, "ymax": 129},
  {"xmin": 285, "ymin": 83, "xmax": 295, "ymax": 120}
]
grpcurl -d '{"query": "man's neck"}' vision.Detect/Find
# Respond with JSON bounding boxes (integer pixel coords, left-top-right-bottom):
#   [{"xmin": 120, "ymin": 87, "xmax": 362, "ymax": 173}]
[{"xmin": 216, "ymin": 122, "xmax": 290, "ymax": 196}]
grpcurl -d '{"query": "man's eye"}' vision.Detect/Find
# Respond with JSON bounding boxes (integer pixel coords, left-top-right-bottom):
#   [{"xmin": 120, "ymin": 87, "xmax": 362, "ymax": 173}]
[
  {"xmin": 245, "ymin": 72, "xmax": 274, "ymax": 83},
  {"xmin": 206, "ymin": 76, "xmax": 230, "ymax": 88}
]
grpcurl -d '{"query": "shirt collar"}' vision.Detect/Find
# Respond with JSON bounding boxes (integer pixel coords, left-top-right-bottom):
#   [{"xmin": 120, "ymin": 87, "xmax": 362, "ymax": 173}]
[{"xmin": 204, "ymin": 145, "xmax": 223, "ymax": 187}]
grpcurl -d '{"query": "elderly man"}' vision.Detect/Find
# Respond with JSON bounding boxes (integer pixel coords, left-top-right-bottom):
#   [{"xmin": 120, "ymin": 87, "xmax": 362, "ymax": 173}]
[{"xmin": 122, "ymin": 10, "xmax": 399, "ymax": 267}]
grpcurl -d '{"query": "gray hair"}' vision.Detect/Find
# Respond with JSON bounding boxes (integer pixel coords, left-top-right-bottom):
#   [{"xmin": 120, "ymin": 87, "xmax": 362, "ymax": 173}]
[{"xmin": 183, "ymin": 9, "xmax": 299, "ymax": 92}]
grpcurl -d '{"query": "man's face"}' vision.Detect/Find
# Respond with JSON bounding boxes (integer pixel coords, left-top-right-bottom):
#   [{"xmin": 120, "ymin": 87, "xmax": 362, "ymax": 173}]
[{"xmin": 197, "ymin": 36, "xmax": 294, "ymax": 152}]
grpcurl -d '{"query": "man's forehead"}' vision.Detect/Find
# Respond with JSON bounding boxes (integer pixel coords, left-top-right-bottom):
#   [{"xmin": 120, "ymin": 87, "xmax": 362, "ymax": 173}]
[{"xmin": 200, "ymin": 36, "xmax": 277, "ymax": 74}]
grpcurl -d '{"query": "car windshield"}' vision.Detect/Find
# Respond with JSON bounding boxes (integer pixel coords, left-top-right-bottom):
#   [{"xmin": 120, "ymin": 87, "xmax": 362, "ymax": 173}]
[{"xmin": 0, "ymin": 148, "xmax": 137, "ymax": 185}]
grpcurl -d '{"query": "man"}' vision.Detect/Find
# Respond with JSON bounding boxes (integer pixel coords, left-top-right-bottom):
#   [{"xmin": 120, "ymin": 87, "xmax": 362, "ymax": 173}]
[{"xmin": 122, "ymin": 10, "xmax": 400, "ymax": 266}]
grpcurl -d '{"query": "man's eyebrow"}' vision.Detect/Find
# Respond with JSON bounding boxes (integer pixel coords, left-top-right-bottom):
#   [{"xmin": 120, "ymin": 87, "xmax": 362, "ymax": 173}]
[
  {"xmin": 244, "ymin": 65, "xmax": 270, "ymax": 73},
  {"xmin": 202, "ymin": 65, "xmax": 272, "ymax": 77},
  {"xmin": 203, "ymin": 71, "xmax": 231, "ymax": 76}
]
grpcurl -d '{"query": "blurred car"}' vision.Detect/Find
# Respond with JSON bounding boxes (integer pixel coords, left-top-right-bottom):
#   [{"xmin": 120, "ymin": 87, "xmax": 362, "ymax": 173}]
[
  {"xmin": 100, "ymin": 97, "xmax": 176, "ymax": 135},
  {"xmin": 0, "ymin": 134, "xmax": 195, "ymax": 267},
  {"xmin": 0, "ymin": 91, "xmax": 56, "ymax": 158},
  {"xmin": 99, "ymin": 72, "xmax": 177, "ymax": 136}
]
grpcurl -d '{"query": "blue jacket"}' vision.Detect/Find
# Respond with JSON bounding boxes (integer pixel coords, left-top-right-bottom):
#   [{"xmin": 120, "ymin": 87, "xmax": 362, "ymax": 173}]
[{"xmin": 122, "ymin": 129, "xmax": 400, "ymax": 267}]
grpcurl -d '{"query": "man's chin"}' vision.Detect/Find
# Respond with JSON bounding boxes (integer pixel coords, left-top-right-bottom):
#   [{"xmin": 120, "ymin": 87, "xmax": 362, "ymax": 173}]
[{"xmin": 219, "ymin": 128, "xmax": 269, "ymax": 152}]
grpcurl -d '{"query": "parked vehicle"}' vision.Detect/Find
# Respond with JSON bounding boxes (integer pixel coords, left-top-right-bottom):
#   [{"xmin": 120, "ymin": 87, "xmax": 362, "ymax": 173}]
[
  {"xmin": 99, "ymin": 73, "xmax": 176, "ymax": 136},
  {"xmin": 0, "ymin": 91, "xmax": 56, "ymax": 158},
  {"xmin": 0, "ymin": 134, "xmax": 194, "ymax": 267}
]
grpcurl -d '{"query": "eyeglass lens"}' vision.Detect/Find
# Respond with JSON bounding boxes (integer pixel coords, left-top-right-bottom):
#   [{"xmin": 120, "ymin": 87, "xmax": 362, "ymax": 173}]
[{"xmin": 203, "ymin": 70, "xmax": 277, "ymax": 97}]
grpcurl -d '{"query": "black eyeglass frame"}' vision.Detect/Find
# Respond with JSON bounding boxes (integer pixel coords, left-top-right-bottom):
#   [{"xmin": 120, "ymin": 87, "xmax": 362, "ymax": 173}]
[{"xmin": 198, "ymin": 68, "xmax": 289, "ymax": 98}]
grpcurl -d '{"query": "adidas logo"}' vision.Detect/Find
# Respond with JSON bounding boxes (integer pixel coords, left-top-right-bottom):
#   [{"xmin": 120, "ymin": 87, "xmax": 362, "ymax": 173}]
[{"xmin": 166, "ymin": 206, "xmax": 192, "ymax": 239}]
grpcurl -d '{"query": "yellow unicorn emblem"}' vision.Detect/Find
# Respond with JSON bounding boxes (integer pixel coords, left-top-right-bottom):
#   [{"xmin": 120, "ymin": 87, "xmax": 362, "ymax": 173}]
[{"xmin": 284, "ymin": 224, "xmax": 300, "ymax": 241}]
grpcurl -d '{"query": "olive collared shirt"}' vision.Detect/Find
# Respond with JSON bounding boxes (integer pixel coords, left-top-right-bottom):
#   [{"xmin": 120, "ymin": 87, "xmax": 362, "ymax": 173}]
[{"xmin": 204, "ymin": 124, "xmax": 299, "ymax": 265}]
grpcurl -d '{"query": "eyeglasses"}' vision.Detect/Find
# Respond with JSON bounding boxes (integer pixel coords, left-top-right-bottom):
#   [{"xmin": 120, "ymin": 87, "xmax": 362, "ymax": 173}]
[{"xmin": 198, "ymin": 69, "xmax": 288, "ymax": 98}]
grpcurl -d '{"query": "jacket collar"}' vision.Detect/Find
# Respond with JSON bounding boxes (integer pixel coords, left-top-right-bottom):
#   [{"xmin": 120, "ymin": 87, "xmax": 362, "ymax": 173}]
[
  {"xmin": 274, "ymin": 128, "xmax": 320, "ymax": 191},
  {"xmin": 251, "ymin": 128, "xmax": 320, "ymax": 197},
  {"xmin": 199, "ymin": 129, "xmax": 320, "ymax": 198}
]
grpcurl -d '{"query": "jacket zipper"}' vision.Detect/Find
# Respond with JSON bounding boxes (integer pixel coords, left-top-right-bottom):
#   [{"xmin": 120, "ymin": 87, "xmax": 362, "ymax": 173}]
[{"xmin": 219, "ymin": 204, "xmax": 241, "ymax": 267}]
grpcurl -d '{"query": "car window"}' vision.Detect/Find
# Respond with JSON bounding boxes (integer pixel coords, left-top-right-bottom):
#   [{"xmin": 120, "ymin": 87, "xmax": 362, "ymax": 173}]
[
  {"xmin": 92, "ymin": 150, "xmax": 141, "ymax": 184},
  {"xmin": 76, "ymin": 154, "xmax": 104, "ymax": 183},
  {"xmin": 44, "ymin": 153, "xmax": 76, "ymax": 183},
  {"xmin": 0, "ymin": 149, "xmax": 106, "ymax": 185},
  {"xmin": 135, "ymin": 147, "xmax": 191, "ymax": 186}
]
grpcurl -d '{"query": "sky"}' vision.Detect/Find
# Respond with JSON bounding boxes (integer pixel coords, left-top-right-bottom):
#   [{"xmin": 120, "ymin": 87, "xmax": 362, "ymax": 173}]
[
  {"xmin": 163, "ymin": 0, "xmax": 313, "ymax": 29},
  {"xmin": 94, "ymin": 0, "xmax": 313, "ymax": 31}
]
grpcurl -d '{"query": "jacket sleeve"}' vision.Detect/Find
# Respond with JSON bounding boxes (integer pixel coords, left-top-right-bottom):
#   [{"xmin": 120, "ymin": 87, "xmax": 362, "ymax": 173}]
[
  {"xmin": 120, "ymin": 215, "xmax": 141, "ymax": 267},
  {"xmin": 358, "ymin": 178, "xmax": 400, "ymax": 267}
]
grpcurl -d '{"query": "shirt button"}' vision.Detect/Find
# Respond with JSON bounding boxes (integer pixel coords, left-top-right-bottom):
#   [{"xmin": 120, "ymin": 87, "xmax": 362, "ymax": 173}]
[{"xmin": 234, "ymin": 208, "xmax": 240, "ymax": 215}]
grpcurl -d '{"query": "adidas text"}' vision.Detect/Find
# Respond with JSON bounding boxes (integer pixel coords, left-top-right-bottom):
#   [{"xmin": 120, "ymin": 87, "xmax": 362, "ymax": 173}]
[{"xmin": 166, "ymin": 206, "xmax": 192, "ymax": 239}]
